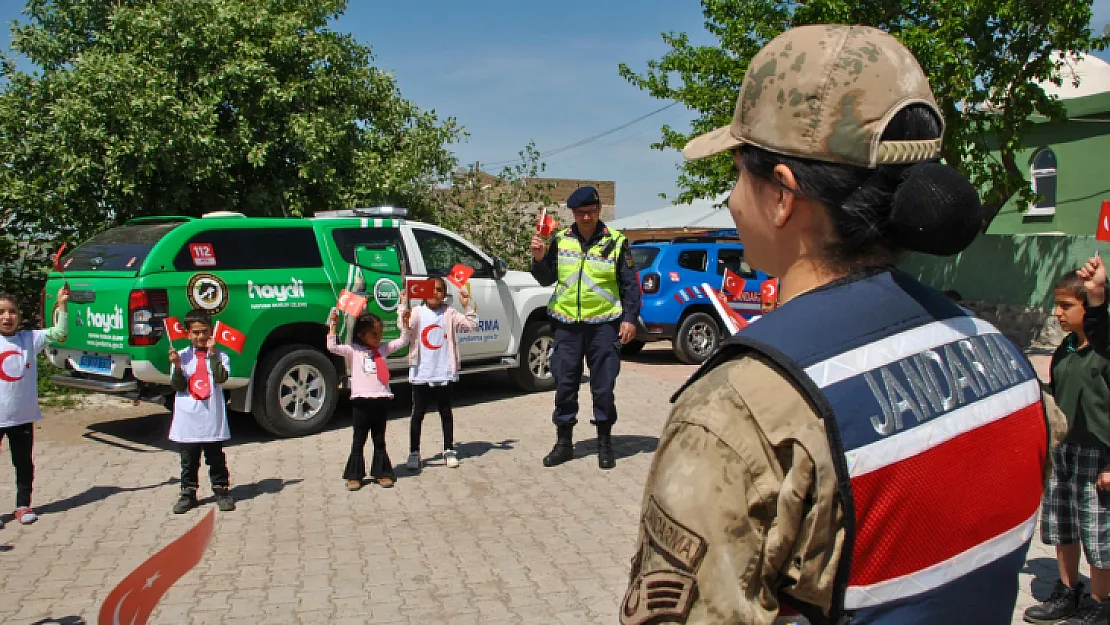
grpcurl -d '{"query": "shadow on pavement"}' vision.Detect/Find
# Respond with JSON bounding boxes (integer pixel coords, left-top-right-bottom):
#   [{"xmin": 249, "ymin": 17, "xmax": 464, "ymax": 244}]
[
  {"xmin": 1023, "ymin": 556, "xmax": 1089, "ymax": 601},
  {"xmin": 195, "ymin": 477, "xmax": 304, "ymax": 506},
  {"xmin": 29, "ymin": 479, "xmax": 177, "ymax": 518},
  {"xmin": 570, "ymin": 434, "xmax": 658, "ymax": 460},
  {"xmin": 31, "ymin": 618, "xmax": 86, "ymax": 625}
]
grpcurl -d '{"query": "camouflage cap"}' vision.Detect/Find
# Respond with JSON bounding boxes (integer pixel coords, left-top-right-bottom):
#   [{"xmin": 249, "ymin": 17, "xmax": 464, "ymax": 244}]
[{"xmin": 683, "ymin": 25, "xmax": 944, "ymax": 168}]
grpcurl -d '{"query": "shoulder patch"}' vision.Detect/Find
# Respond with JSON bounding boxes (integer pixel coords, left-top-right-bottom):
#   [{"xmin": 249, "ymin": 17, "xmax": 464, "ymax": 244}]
[
  {"xmin": 643, "ymin": 496, "xmax": 708, "ymax": 572},
  {"xmin": 620, "ymin": 570, "xmax": 697, "ymax": 625}
]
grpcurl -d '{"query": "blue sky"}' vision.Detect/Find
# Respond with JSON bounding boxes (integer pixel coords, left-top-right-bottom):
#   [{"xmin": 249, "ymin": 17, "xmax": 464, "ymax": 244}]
[{"xmin": 0, "ymin": 0, "xmax": 1108, "ymax": 217}]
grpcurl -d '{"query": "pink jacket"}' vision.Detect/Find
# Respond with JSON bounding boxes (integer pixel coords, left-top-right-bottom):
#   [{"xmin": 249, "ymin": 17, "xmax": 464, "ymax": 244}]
[
  {"xmin": 327, "ymin": 328, "xmax": 410, "ymax": 399},
  {"xmin": 407, "ymin": 303, "xmax": 478, "ymax": 375}
]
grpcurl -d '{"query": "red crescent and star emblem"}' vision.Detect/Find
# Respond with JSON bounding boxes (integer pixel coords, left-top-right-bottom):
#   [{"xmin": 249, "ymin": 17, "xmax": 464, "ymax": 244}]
[
  {"xmin": 420, "ymin": 324, "xmax": 445, "ymax": 350},
  {"xmin": 0, "ymin": 350, "xmax": 25, "ymax": 382}
]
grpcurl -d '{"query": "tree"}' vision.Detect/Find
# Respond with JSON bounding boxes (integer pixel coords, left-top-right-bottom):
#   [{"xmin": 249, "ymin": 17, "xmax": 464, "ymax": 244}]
[
  {"xmin": 0, "ymin": 0, "xmax": 461, "ymax": 243},
  {"xmin": 436, "ymin": 142, "xmax": 556, "ymax": 271},
  {"xmin": 620, "ymin": 1, "xmax": 1108, "ymax": 229}
]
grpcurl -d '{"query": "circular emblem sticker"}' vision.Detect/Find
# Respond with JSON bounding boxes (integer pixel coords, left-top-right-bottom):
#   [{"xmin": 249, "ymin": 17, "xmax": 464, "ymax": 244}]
[
  {"xmin": 372, "ymin": 278, "xmax": 401, "ymax": 312},
  {"xmin": 187, "ymin": 273, "xmax": 229, "ymax": 315}
]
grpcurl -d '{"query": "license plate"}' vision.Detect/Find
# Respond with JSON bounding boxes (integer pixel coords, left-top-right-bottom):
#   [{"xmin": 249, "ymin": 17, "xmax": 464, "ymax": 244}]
[{"xmin": 77, "ymin": 355, "xmax": 113, "ymax": 375}]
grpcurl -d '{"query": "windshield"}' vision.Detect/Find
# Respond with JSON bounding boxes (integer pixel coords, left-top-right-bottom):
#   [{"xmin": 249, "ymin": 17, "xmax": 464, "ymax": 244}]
[
  {"xmin": 630, "ymin": 246, "xmax": 660, "ymax": 270},
  {"xmin": 63, "ymin": 222, "xmax": 182, "ymax": 272}
]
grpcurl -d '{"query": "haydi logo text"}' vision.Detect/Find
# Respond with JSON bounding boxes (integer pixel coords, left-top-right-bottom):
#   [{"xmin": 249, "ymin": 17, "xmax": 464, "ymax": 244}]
[
  {"xmin": 87, "ymin": 306, "xmax": 124, "ymax": 334},
  {"xmin": 248, "ymin": 278, "xmax": 305, "ymax": 302}
]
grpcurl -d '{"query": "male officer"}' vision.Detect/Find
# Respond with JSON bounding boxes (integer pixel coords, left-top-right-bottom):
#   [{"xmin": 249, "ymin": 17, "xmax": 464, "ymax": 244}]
[{"xmin": 530, "ymin": 186, "xmax": 640, "ymax": 469}]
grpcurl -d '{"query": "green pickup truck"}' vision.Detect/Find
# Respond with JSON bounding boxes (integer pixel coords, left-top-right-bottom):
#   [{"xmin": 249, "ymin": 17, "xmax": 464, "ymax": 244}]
[{"xmin": 42, "ymin": 207, "xmax": 556, "ymax": 437}]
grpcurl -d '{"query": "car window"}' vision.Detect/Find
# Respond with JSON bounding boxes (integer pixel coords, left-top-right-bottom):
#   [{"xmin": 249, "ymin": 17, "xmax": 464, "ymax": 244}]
[
  {"xmin": 717, "ymin": 248, "xmax": 756, "ymax": 278},
  {"xmin": 64, "ymin": 222, "xmax": 182, "ymax": 271},
  {"xmin": 676, "ymin": 249, "xmax": 708, "ymax": 272},
  {"xmin": 330, "ymin": 227, "xmax": 410, "ymax": 273},
  {"xmin": 172, "ymin": 228, "xmax": 322, "ymax": 271},
  {"xmin": 412, "ymin": 228, "xmax": 493, "ymax": 278},
  {"xmin": 630, "ymin": 246, "xmax": 660, "ymax": 270}
]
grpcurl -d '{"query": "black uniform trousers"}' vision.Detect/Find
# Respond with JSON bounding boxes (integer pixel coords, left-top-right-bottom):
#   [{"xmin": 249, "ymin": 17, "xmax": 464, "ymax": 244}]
[
  {"xmin": 179, "ymin": 442, "xmax": 230, "ymax": 491},
  {"xmin": 550, "ymin": 320, "xmax": 621, "ymax": 427},
  {"xmin": 0, "ymin": 423, "xmax": 34, "ymax": 508}
]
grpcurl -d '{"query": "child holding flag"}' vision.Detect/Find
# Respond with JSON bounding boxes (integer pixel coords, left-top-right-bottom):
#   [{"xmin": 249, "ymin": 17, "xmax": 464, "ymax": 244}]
[
  {"xmin": 167, "ymin": 309, "xmax": 235, "ymax": 514},
  {"xmin": 327, "ymin": 308, "xmax": 411, "ymax": 490},
  {"xmin": 406, "ymin": 277, "xmax": 478, "ymax": 471},
  {"xmin": 0, "ymin": 285, "xmax": 69, "ymax": 526}
]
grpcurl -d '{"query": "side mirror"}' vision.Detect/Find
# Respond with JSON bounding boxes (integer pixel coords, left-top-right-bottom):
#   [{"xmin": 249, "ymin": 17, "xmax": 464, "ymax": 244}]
[
  {"xmin": 493, "ymin": 257, "xmax": 508, "ymax": 279},
  {"xmin": 354, "ymin": 245, "xmax": 401, "ymax": 274}
]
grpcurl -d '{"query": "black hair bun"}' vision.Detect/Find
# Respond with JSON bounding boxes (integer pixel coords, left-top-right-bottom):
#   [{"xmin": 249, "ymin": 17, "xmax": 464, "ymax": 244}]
[{"xmin": 886, "ymin": 162, "xmax": 983, "ymax": 256}]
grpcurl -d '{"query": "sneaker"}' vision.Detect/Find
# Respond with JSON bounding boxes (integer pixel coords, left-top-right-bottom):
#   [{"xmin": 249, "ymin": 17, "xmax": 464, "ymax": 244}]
[
  {"xmin": 213, "ymin": 488, "xmax": 235, "ymax": 512},
  {"xmin": 13, "ymin": 507, "xmax": 36, "ymax": 525},
  {"xmin": 406, "ymin": 452, "xmax": 421, "ymax": 471},
  {"xmin": 444, "ymin": 449, "xmax": 460, "ymax": 468},
  {"xmin": 1025, "ymin": 580, "xmax": 1083, "ymax": 624},
  {"xmin": 1062, "ymin": 594, "xmax": 1110, "ymax": 625},
  {"xmin": 346, "ymin": 479, "xmax": 362, "ymax": 491},
  {"xmin": 172, "ymin": 490, "xmax": 198, "ymax": 515},
  {"xmin": 377, "ymin": 476, "xmax": 395, "ymax": 488}
]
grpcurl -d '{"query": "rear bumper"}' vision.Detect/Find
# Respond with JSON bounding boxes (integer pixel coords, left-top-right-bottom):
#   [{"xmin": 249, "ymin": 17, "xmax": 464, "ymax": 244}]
[
  {"xmin": 635, "ymin": 316, "xmax": 676, "ymax": 342},
  {"xmin": 51, "ymin": 374, "xmax": 138, "ymax": 393}
]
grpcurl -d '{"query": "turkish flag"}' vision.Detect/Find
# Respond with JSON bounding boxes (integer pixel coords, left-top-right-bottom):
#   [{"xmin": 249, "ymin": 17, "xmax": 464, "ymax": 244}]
[
  {"xmin": 98, "ymin": 508, "xmax": 215, "ymax": 625},
  {"xmin": 446, "ymin": 264, "xmax": 474, "ymax": 289},
  {"xmin": 407, "ymin": 278, "xmax": 437, "ymax": 300},
  {"xmin": 1097, "ymin": 201, "xmax": 1110, "ymax": 243},
  {"xmin": 52, "ymin": 243, "xmax": 67, "ymax": 273},
  {"xmin": 761, "ymin": 279, "xmax": 780, "ymax": 304},
  {"xmin": 721, "ymin": 269, "xmax": 745, "ymax": 298},
  {"xmin": 713, "ymin": 288, "xmax": 749, "ymax": 332},
  {"xmin": 213, "ymin": 321, "xmax": 246, "ymax": 354},
  {"xmin": 336, "ymin": 289, "xmax": 367, "ymax": 317},
  {"xmin": 163, "ymin": 317, "xmax": 188, "ymax": 342},
  {"xmin": 537, "ymin": 208, "xmax": 559, "ymax": 237}
]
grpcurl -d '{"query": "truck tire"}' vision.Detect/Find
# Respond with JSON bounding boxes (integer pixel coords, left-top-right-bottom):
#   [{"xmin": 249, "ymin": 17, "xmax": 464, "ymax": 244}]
[
  {"xmin": 508, "ymin": 320, "xmax": 556, "ymax": 392},
  {"xmin": 252, "ymin": 344, "xmax": 339, "ymax": 437},
  {"xmin": 673, "ymin": 312, "xmax": 721, "ymax": 364},
  {"xmin": 620, "ymin": 340, "xmax": 646, "ymax": 357}
]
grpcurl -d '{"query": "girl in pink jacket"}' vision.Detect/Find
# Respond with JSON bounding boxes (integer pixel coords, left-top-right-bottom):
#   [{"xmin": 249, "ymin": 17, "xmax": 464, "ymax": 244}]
[
  {"xmin": 405, "ymin": 277, "xmax": 478, "ymax": 471},
  {"xmin": 327, "ymin": 309, "xmax": 410, "ymax": 490}
]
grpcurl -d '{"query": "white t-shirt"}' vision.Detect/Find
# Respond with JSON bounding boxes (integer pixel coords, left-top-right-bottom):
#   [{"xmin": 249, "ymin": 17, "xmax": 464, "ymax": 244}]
[
  {"xmin": 169, "ymin": 346, "xmax": 231, "ymax": 443},
  {"xmin": 409, "ymin": 306, "xmax": 457, "ymax": 385},
  {"xmin": 0, "ymin": 329, "xmax": 51, "ymax": 428}
]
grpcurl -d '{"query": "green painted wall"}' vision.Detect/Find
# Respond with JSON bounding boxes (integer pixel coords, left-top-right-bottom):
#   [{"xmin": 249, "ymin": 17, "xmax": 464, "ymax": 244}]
[
  {"xmin": 900, "ymin": 234, "xmax": 1102, "ymax": 310},
  {"xmin": 986, "ymin": 120, "xmax": 1110, "ymax": 235}
]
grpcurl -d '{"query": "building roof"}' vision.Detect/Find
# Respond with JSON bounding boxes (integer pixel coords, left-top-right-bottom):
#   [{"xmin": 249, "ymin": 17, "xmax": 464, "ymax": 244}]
[
  {"xmin": 980, "ymin": 52, "xmax": 1110, "ymax": 117},
  {"xmin": 608, "ymin": 195, "xmax": 733, "ymax": 230}
]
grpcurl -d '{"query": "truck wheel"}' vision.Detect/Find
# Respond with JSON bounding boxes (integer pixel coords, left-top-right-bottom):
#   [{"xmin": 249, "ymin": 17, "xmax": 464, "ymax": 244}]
[
  {"xmin": 620, "ymin": 340, "xmax": 646, "ymax": 357},
  {"xmin": 252, "ymin": 344, "xmax": 338, "ymax": 437},
  {"xmin": 509, "ymin": 320, "xmax": 556, "ymax": 392},
  {"xmin": 673, "ymin": 312, "xmax": 721, "ymax": 364}
]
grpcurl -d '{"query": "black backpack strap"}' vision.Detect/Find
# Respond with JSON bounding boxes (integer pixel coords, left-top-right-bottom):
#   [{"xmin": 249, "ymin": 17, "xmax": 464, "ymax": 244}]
[{"xmin": 672, "ymin": 335, "xmax": 856, "ymax": 625}]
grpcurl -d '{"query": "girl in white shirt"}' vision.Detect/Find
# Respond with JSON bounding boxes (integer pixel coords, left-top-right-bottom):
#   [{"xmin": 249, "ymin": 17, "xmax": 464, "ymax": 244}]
[{"xmin": 0, "ymin": 286, "xmax": 69, "ymax": 527}]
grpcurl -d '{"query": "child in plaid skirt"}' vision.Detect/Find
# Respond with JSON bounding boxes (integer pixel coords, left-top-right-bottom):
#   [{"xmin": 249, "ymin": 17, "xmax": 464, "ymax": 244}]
[{"xmin": 1024, "ymin": 256, "xmax": 1110, "ymax": 625}]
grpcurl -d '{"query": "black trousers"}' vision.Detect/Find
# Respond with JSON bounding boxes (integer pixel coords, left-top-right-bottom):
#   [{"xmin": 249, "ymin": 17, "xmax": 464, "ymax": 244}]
[
  {"xmin": 0, "ymin": 423, "xmax": 34, "ymax": 508},
  {"xmin": 410, "ymin": 383, "xmax": 454, "ymax": 453},
  {"xmin": 550, "ymin": 320, "xmax": 621, "ymax": 427},
  {"xmin": 179, "ymin": 442, "xmax": 230, "ymax": 491},
  {"xmin": 345, "ymin": 398, "xmax": 394, "ymax": 481}
]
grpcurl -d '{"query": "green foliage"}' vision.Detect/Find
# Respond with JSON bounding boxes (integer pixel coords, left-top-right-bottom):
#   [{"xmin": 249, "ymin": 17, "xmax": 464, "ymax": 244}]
[
  {"xmin": 436, "ymin": 142, "xmax": 556, "ymax": 271},
  {"xmin": 620, "ymin": 0, "xmax": 1108, "ymax": 227},
  {"xmin": 0, "ymin": 0, "xmax": 461, "ymax": 243},
  {"xmin": 0, "ymin": 232, "xmax": 50, "ymax": 326}
]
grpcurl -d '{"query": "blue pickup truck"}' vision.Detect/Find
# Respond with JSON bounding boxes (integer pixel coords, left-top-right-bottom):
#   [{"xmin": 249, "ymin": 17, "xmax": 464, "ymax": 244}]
[{"xmin": 628, "ymin": 232, "xmax": 771, "ymax": 363}]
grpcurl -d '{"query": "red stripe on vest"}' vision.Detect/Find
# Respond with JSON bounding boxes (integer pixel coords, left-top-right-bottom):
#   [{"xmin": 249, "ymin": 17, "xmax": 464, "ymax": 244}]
[{"xmin": 848, "ymin": 401, "xmax": 1046, "ymax": 587}]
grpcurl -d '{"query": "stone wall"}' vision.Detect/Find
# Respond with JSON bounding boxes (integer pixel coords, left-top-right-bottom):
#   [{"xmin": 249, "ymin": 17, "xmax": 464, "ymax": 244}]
[{"xmin": 956, "ymin": 300, "xmax": 1062, "ymax": 352}]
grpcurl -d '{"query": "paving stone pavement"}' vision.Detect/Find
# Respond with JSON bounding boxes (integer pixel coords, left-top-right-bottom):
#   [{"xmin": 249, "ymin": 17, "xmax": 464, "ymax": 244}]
[{"xmin": 0, "ymin": 345, "xmax": 1087, "ymax": 623}]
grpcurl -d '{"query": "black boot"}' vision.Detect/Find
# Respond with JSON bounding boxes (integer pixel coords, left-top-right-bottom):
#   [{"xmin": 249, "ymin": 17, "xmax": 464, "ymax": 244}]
[
  {"xmin": 1025, "ymin": 580, "xmax": 1083, "ymax": 624},
  {"xmin": 597, "ymin": 424, "xmax": 615, "ymax": 470},
  {"xmin": 213, "ymin": 486, "xmax": 236, "ymax": 512},
  {"xmin": 172, "ymin": 488, "xmax": 198, "ymax": 514},
  {"xmin": 1062, "ymin": 593, "xmax": 1110, "ymax": 625},
  {"xmin": 543, "ymin": 425, "xmax": 574, "ymax": 467}
]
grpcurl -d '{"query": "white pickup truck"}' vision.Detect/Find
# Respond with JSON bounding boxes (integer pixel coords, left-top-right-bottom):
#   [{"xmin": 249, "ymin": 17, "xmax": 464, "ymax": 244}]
[{"xmin": 44, "ymin": 206, "xmax": 556, "ymax": 437}]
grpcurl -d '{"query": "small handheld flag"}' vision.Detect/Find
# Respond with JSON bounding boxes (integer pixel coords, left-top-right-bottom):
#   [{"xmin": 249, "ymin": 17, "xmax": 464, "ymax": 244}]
[
  {"xmin": 336, "ymin": 289, "xmax": 367, "ymax": 317},
  {"xmin": 163, "ymin": 317, "xmax": 188, "ymax": 343},
  {"xmin": 537, "ymin": 208, "xmax": 558, "ymax": 237},
  {"xmin": 447, "ymin": 264, "xmax": 474, "ymax": 290},
  {"xmin": 213, "ymin": 321, "xmax": 246, "ymax": 354}
]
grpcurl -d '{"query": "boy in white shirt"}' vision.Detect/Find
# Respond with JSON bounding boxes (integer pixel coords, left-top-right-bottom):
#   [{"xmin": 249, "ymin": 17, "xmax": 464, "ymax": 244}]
[{"xmin": 168, "ymin": 309, "xmax": 234, "ymax": 514}]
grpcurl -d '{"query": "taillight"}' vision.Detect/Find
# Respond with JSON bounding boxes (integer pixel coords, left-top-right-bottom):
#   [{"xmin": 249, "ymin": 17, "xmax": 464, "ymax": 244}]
[
  {"xmin": 641, "ymin": 272, "xmax": 660, "ymax": 294},
  {"xmin": 129, "ymin": 289, "xmax": 169, "ymax": 346}
]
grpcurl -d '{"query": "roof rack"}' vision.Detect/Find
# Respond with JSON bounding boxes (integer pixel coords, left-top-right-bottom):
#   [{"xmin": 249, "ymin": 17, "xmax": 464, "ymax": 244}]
[{"xmin": 123, "ymin": 216, "xmax": 195, "ymax": 225}]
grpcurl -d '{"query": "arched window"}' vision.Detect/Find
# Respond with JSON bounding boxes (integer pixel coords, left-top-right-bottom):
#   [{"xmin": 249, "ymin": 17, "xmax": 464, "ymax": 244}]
[{"xmin": 1027, "ymin": 147, "xmax": 1057, "ymax": 217}]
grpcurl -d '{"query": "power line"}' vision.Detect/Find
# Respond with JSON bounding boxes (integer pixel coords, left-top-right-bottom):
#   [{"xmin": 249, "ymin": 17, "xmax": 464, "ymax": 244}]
[{"xmin": 478, "ymin": 101, "xmax": 680, "ymax": 169}]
